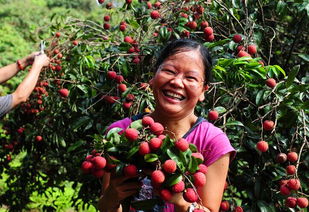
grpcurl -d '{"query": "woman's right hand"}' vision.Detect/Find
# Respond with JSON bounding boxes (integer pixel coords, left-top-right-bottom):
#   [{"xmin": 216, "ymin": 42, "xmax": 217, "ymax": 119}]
[
  {"xmin": 100, "ymin": 174, "xmax": 142, "ymax": 210},
  {"xmin": 33, "ymin": 53, "xmax": 50, "ymax": 68}
]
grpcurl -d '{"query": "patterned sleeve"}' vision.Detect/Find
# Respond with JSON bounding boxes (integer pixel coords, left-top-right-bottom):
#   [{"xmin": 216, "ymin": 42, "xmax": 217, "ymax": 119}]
[{"xmin": 0, "ymin": 94, "xmax": 13, "ymax": 118}]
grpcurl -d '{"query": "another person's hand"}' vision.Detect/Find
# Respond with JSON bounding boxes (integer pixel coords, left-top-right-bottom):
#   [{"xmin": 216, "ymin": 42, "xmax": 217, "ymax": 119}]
[{"xmin": 32, "ymin": 53, "xmax": 50, "ymax": 68}]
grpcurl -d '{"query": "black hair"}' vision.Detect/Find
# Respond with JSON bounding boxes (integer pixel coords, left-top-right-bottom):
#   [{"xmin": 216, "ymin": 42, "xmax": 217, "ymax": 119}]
[{"xmin": 154, "ymin": 39, "xmax": 212, "ymax": 85}]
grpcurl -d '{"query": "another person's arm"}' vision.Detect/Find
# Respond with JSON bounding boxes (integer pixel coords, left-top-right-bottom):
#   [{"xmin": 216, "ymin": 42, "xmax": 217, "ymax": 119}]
[
  {"xmin": 11, "ymin": 53, "xmax": 49, "ymax": 108},
  {"xmin": 0, "ymin": 52, "xmax": 38, "ymax": 83}
]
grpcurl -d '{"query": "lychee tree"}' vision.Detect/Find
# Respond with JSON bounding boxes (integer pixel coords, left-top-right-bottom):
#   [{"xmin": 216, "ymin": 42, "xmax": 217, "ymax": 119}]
[{"xmin": 0, "ymin": 0, "xmax": 308, "ymax": 211}]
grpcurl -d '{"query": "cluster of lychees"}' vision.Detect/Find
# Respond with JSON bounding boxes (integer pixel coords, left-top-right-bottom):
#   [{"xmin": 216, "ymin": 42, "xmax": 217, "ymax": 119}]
[{"xmin": 81, "ymin": 116, "xmax": 208, "ymax": 210}]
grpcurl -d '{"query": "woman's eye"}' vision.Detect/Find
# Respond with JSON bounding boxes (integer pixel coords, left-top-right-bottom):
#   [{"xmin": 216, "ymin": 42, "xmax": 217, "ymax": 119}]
[
  {"xmin": 163, "ymin": 69, "xmax": 176, "ymax": 75},
  {"xmin": 186, "ymin": 76, "xmax": 198, "ymax": 82}
]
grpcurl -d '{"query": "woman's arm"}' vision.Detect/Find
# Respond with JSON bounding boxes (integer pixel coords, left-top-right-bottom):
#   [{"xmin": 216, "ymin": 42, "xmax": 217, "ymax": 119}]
[
  {"xmin": 11, "ymin": 53, "xmax": 49, "ymax": 108},
  {"xmin": 0, "ymin": 52, "xmax": 38, "ymax": 83}
]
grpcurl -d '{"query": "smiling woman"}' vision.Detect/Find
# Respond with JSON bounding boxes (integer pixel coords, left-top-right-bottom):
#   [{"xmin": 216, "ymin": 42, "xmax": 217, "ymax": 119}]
[{"xmin": 98, "ymin": 39, "xmax": 236, "ymax": 212}]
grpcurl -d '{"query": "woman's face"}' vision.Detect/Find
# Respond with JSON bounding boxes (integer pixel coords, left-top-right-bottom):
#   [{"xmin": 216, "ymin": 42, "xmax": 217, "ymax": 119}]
[{"xmin": 150, "ymin": 49, "xmax": 207, "ymax": 118}]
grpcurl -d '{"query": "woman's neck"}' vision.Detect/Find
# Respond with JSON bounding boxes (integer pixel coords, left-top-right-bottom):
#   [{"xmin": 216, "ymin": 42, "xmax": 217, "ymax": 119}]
[{"xmin": 149, "ymin": 111, "xmax": 198, "ymax": 140}]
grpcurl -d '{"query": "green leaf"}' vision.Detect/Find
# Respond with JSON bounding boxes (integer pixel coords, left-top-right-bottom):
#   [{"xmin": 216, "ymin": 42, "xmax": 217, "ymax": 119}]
[
  {"xmin": 257, "ymin": 200, "xmax": 271, "ymax": 212},
  {"xmin": 144, "ymin": 154, "xmax": 158, "ymax": 162},
  {"xmin": 164, "ymin": 174, "xmax": 182, "ymax": 187},
  {"xmin": 188, "ymin": 156, "xmax": 198, "ymax": 174},
  {"xmin": 286, "ymin": 65, "xmax": 300, "ymax": 87},
  {"xmin": 256, "ymin": 90, "xmax": 265, "ymax": 105},
  {"xmin": 225, "ymin": 121, "xmax": 244, "ymax": 127},
  {"xmin": 126, "ymin": 146, "xmax": 138, "ymax": 159},
  {"xmin": 129, "ymin": 119, "xmax": 143, "ymax": 130},
  {"xmin": 71, "ymin": 116, "xmax": 91, "ymax": 130},
  {"xmin": 214, "ymin": 106, "xmax": 227, "ymax": 113},
  {"xmin": 67, "ymin": 140, "xmax": 86, "ymax": 152},
  {"xmin": 76, "ymin": 85, "xmax": 88, "ymax": 94},
  {"xmin": 273, "ymin": 65, "xmax": 286, "ymax": 77},
  {"xmin": 298, "ymin": 53, "xmax": 309, "ymax": 62},
  {"xmin": 106, "ymin": 128, "xmax": 122, "ymax": 140}
]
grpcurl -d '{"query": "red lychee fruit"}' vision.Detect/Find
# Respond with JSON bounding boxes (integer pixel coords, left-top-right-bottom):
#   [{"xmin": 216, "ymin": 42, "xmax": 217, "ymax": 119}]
[
  {"xmin": 59, "ymin": 88, "xmax": 69, "ymax": 98},
  {"xmin": 287, "ymin": 179, "xmax": 300, "ymax": 190},
  {"xmin": 162, "ymin": 159, "xmax": 177, "ymax": 174},
  {"xmin": 256, "ymin": 141, "xmax": 268, "ymax": 152},
  {"xmin": 149, "ymin": 137, "xmax": 162, "ymax": 150},
  {"xmin": 285, "ymin": 197, "xmax": 297, "ymax": 208},
  {"xmin": 146, "ymin": 2, "xmax": 152, "ymax": 9},
  {"xmin": 237, "ymin": 50, "xmax": 251, "ymax": 58},
  {"xmin": 150, "ymin": 122, "xmax": 164, "ymax": 135},
  {"xmin": 17, "ymin": 127, "xmax": 25, "ymax": 134},
  {"xmin": 139, "ymin": 141, "xmax": 150, "ymax": 155},
  {"xmin": 107, "ymin": 71, "xmax": 117, "ymax": 80},
  {"xmin": 203, "ymin": 27, "xmax": 213, "ymax": 36},
  {"xmin": 123, "ymin": 102, "xmax": 132, "ymax": 110},
  {"xmin": 92, "ymin": 169, "xmax": 105, "ymax": 178},
  {"xmin": 118, "ymin": 83, "xmax": 127, "ymax": 93},
  {"xmin": 81, "ymin": 161, "xmax": 94, "ymax": 174},
  {"xmin": 103, "ymin": 23, "xmax": 111, "ymax": 30},
  {"xmin": 192, "ymin": 152, "xmax": 204, "ymax": 162},
  {"xmin": 119, "ymin": 24, "xmax": 126, "ymax": 31},
  {"xmin": 233, "ymin": 34, "xmax": 242, "ymax": 43},
  {"xmin": 266, "ymin": 78, "xmax": 277, "ymax": 88},
  {"xmin": 150, "ymin": 10, "xmax": 160, "ymax": 19},
  {"xmin": 297, "ymin": 197, "xmax": 308, "ymax": 208},
  {"xmin": 159, "ymin": 189, "xmax": 172, "ymax": 201},
  {"xmin": 208, "ymin": 110, "xmax": 219, "ymax": 121},
  {"xmin": 248, "ymin": 44, "xmax": 257, "ymax": 54},
  {"xmin": 175, "ymin": 138, "xmax": 189, "ymax": 152},
  {"xmin": 124, "ymin": 36, "xmax": 134, "ymax": 44},
  {"xmin": 171, "ymin": 180, "xmax": 185, "ymax": 193},
  {"xmin": 234, "ymin": 206, "xmax": 244, "ymax": 212},
  {"xmin": 280, "ymin": 184, "xmax": 291, "ymax": 196},
  {"xmin": 115, "ymin": 75, "xmax": 125, "ymax": 83},
  {"xmin": 105, "ymin": 156, "xmax": 118, "ymax": 171},
  {"xmin": 193, "ymin": 172, "xmax": 206, "ymax": 187},
  {"xmin": 198, "ymin": 164, "xmax": 208, "ymax": 174},
  {"xmin": 200, "ymin": 21, "xmax": 209, "ymax": 29},
  {"xmin": 187, "ymin": 21, "xmax": 197, "ymax": 30},
  {"xmin": 151, "ymin": 170, "xmax": 165, "ymax": 184},
  {"xmin": 287, "ymin": 152, "xmax": 298, "ymax": 162},
  {"xmin": 126, "ymin": 94, "xmax": 135, "ymax": 101},
  {"xmin": 126, "ymin": 0, "xmax": 132, "ymax": 4},
  {"xmin": 98, "ymin": 0, "xmax": 104, "ymax": 4},
  {"xmin": 55, "ymin": 32, "xmax": 61, "ymax": 37},
  {"xmin": 106, "ymin": 2, "xmax": 112, "ymax": 9},
  {"xmin": 123, "ymin": 164, "xmax": 138, "ymax": 177},
  {"xmin": 276, "ymin": 153, "xmax": 287, "ymax": 163},
  {"xmin": 72, "ymin": 40, "xmax": 78, "ymax": 46},
  {"xmin": 263, "ymin": 120, "xmax": 274, "ymax": 131},
  {"xmin": 183, "ymin": 188, "xmax": 198, "ymax": 203},
  {"xmin": 286, "ymin": 165, "xmax": 296, "ymax": 175},
  {"xmin": 236, "ymin": 45, "xmax": 244, "ymax": 52},
  {"xmin": 220, "ymin": 201, "xmax": 230, "ymax": 211},
  {"xmin": 153, "ymin": 1, "xmax": 161, "ymax": 8},
  {"xmin": 142, "ymin": 116, "xmax": 154, "ymax": 126},
  {"xmin": 124, "ymin": 128, "xmax": 139, "ymax": 141},
  {"xmin": 35, "ymin": 136, "xmax": 43, "ymax": 142},
  {"xmin": 104, "ymin": 15, "xmax": 110, "ymax": 21},
  {"xmin": 92, "ymin": 156, "xmax": 106, "ymax": 169}
]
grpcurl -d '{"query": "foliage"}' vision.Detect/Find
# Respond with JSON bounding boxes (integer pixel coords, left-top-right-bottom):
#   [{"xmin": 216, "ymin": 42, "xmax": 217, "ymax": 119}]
[{"xmin": 0, "ymin": 0, "xmax": 308, "ymax": 211}]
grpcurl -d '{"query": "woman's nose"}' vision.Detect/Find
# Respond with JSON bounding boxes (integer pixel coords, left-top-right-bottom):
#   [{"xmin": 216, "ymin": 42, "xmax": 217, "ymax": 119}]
[{"xmin": 169, "ymin": 75, "xmax": 184, "ymax": 88}]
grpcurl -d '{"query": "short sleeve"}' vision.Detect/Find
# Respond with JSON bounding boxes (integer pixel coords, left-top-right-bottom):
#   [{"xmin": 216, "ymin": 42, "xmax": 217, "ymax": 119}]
[{"xmin": 0, "ymin": 94, "xmax": 13, "ymax": 118}]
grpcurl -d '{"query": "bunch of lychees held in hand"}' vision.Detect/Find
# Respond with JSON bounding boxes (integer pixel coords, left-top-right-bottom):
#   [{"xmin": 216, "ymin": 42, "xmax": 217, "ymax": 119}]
[{"xmin": 81, "ymin": 116, "xmax": 208, "ymax": 209}]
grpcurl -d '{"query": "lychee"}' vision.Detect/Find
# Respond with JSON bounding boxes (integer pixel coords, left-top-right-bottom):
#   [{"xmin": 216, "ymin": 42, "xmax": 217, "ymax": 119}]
[
  {"xmin": 280, "ymin": 185, "xmax": 291, "ymax": 196},
  {"xmin": 150, "ymin": 122, "xmax": 164, "ymax": 135},
  {"xmin": 203, "ymin": 27, "xmax": 213, "ymax": 36},
  {"xmin": 233, "ymin": 34, "xmax": 242, "ymax": 43},
  {"xmin": 266, "ymin": 78, "xmax": 277, "ymax": 88},
  {"xmin": 81, "ymin": 161, "xmax": 93, "ymax": 174},
  {"xmin": 198, "ymin": 164, "xmax": 208, "ymax": 174},
  {"xmin": 256, "ymin": 141, "xmax": 268, "ymax": 152},
  {"xmin": 208, "ymin": 110, "xmax": 218, "ymax": 121},
  {"xmin": 183, "ymin": 188, "xmax": 198, "ymax": 203},
  {"xmin": 193, "ymin": 172, "xmax": 206, "ymax": 187},
  {"xmin": 92, "ymin": 169, "xmax": 105, "ymax": 178},
  {"xmin": 151, "ymin": 170, "xmax": 165, "ymax": 184},
  {"xmin": 248, "ymin": 44, "xmax": 257, "ymax": 54},
  {"xmin": 59, "ymin": 88, "xmax": 69, "ymax": 98},
  {"xmin": 142, "ymin": 116, "xmax": 155, "ymax": 127},
  {"xmin": 286, "ymin": 165, "xmax": 296, "ymax": 175},
  {"xmin": 171, "ymin": 180, "xmax": 185, "ymax": 193},
  {"xmin": 263, "ymin": 120, "xmax": 274, "ymax": 131},
  {"xmin": 118, "ymin": 83, "xmax": 127, "ymax": 93},
  {"xmin": 237, "ymin": 50, "xmax": 251, "ymax": 58},
  {"xmin": 150, "ymin": 10, "xmax": 160, "ymax": 19},
  {"xmin": 92, "ymin": 156, "xmax": 106, "ymax": 169},
  {"xmin": 220, "ymin": 201, "xmax": 230, "ymax": 211},
  {"xmin": 297, "ymin": 197, "xmax": 308, "ymax": 208},
  {"xmin": 276, "ymin": 153, "xmax": 287, "ymax": 163},
  {"xmin": 192, "ymin": 152, "xmax": 204, "ymax": 162},
  {"xmin": 149, "ymin": 137, "xmax": 163, "ymax": 150},
  {"xmin": 175, "ymin": 138, "xmax": 189, "ymax": 152},
  {"xmin": 123, "ymin": 164, "xmax": 138, "ymax": 177},
  {"xmin": 124, "ymin": 128, "xmax": 139, "ymax": 141},
  {"xmin": 159, "ymin": 189, "xmax": 172, "ymax": 201},
  {"xmin": 287, "ymin": 178, "xmax": 300, "ymax": 190},
  {"xmin": 285, "ymin": 197, "xmax": 297, "ymax": 208},
  {"xmin": 162, "ymin": 159, "xmax": 177, "ymax": 174},
  {"xmin": 287, "ymin": 152, "xmax": 298, "ymax": 162},
  {"xmin": 139, "ymin": 141, "xmax": 150, "ymax": 155}
]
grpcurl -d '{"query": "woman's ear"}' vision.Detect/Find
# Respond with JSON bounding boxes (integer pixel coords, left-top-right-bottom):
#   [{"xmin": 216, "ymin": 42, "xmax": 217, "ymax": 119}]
[{"xmin": 198, "ymin": 85, "xmax": 209, "ymax": 102}]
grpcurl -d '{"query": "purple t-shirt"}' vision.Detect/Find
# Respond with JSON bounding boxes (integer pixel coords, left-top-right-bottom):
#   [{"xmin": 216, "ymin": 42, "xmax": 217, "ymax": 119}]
[{"xmin": 107, "ymin": 116, "xmax": 236, "ymax": 211}]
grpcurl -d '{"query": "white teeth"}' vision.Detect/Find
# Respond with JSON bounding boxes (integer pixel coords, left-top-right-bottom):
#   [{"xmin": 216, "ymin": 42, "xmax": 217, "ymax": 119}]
[{"xmin": 165, "ymin": 91, "xmax": 183, "ymax": 99}]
